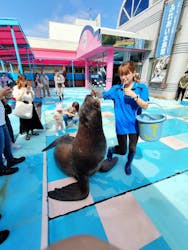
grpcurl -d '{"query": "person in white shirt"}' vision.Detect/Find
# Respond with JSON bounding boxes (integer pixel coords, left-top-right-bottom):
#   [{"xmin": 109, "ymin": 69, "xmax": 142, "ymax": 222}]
[
  {"xmin": 12, "ymin": 75, "xmax": 43, "ymax": 140},
  {"xmin": 54, "ymin": 70, "xmax": 65, "ymax": 101}
]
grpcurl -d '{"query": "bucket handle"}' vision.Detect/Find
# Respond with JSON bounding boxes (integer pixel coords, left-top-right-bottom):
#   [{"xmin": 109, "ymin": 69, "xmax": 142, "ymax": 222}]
[
  {"xmin": 148, "ymin": 102, "xmax": 167, "ymax": 120},
  {"xmin": 136, "ymin": 102, "xmax": 167, "ymax": 120}
]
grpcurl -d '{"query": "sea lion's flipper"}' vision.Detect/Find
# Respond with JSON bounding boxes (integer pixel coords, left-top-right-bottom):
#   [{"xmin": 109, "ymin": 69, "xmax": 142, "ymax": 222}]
[
  {"xmin": 99, "ymin": 157, "xmax": 118, "ymax": 172},
  {"xmin": 42, "ymin": 135, "xmax": 74, "ymax": 152},
  {"xmin": 42, "ymin": 140, "xmax": 58, "ymax": 152},
  {"xmin": 48, "ymin": 177, "xmax": 89, "ymax": 201}
]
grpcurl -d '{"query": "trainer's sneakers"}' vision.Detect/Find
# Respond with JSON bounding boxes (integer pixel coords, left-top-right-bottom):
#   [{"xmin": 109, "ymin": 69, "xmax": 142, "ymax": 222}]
[
  {"xmin": 125, "ymin": 163, "xmax": 132, "ymax": 175},
  {"xmin": 7, "ymin": 157, "xmax": 25, "ymax": 168},
  {"xmin": 0, "ymin": 230, "xmax": 10, "ymax": 245}
]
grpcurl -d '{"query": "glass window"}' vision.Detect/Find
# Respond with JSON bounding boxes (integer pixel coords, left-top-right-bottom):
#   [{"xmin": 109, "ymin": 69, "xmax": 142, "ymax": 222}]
[
  {"xmin": 135, "ymin": 0, "xmax": 149, "ymax": 15},
  {"xmin": 125, "ymin": 0, "xmax": 132, "ymax": 17},
  {"xmin": 119, "ymin": 0, "xmax": 149, "ymax": 26},
  {"xmin": 133, "ymin": 0, "xmax": 140, "ymax": 13},
  {"xmin": 120, "ymin": 12, "xmax": 129, "ymax": 26}
]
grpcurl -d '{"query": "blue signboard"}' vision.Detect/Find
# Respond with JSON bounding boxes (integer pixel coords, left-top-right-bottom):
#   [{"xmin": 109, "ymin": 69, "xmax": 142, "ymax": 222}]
[{"xmin": 155, "ymin": 0, "xmax": 183, "ymax": 58}]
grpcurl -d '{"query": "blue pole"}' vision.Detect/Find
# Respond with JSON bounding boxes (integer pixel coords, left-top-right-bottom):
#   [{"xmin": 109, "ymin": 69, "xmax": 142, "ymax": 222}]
[
  {"xmin": 33, "ymin": 60, "xmax": 37, "ymax": 74},
  {"xmin": 71, "ymin": 60, "xmax": 75, "ymax": 87},
  {"xmin": 9, "ymin": 63, "xmax": 13, "ymax": 73},
  {"xmin": 1, "ymin": 60, "xmax": 5, "ymax": 72},
  {"xmin": 67, "ymin": 66, "xmax": 70, "ymax": 87},
  {"xmin": 10, "ymin": 26, "xmax": 23, "ymax": 75},
  {"xmin": 26, "ymin": 47, "xmax": 34, "ymax": 87}
]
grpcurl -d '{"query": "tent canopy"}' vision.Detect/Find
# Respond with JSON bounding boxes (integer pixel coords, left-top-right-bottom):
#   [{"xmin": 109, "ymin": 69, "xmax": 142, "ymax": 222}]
[{"xmin": 0, "ymin": 18, "xmax": 34, "ymax": 65}]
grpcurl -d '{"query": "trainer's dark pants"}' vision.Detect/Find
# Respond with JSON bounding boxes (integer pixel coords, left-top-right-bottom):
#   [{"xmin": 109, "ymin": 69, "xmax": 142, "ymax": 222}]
[{"xmin": 113, "ymin": 134, "xmax": 139, "ymax": 156}]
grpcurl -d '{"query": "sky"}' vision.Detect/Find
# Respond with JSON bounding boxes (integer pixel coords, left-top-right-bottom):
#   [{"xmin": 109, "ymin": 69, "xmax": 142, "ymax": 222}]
[{"xmin": 1, "ymin": 0, "xmax": 123, "ymax": 38}]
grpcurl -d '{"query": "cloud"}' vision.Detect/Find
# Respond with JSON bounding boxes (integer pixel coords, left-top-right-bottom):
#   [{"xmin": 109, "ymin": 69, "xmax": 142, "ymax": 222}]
[
  {"xmin": 60, "ymin": 10, "xmax": 92, "ymax": 23},
  {"xmin": 51, "ymin": 0, "xmax": 97, "ymax": 23},
  {"xmin": 61, "ymin": 14, "xmax": 76, "ymax": 24},
  {"xmin": 24, "ymin": 10, "xmax": 91, "ymax": 38},
  {"xmin": 24, "ymin": 19, "xmax": 49, "ymax": 38},
  {"xmin": 23, "ymin": 0, "xmax": 99, "ymax": 38}
]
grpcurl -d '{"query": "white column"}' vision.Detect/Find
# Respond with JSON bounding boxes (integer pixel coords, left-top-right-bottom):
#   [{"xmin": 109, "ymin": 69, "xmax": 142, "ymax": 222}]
[{"xmin": 141, "ymin": 57, "xmax": 150, "ymax": 85}]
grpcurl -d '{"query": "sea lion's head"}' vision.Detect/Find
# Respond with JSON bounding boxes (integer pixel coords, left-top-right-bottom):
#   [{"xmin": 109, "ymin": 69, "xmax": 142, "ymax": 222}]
[{"xmin": 79, "ymin": 95, "xmax": 102, "ymax": 128}]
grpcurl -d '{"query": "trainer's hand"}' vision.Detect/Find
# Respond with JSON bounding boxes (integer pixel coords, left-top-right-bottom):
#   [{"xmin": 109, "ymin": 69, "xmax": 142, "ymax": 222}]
[{"xmin": 124, "ymin": 88, "xmax": 136, "ymax": 99}]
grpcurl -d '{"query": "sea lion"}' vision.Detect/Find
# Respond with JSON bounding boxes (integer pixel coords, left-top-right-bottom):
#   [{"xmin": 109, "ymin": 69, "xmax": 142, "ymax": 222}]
[{"xmin": 42, "ymin": 95, "xmax": 118, "ymax": 201}]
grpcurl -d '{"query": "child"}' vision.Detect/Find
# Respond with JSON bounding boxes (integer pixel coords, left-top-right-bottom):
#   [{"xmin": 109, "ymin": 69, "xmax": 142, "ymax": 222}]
[
  {"xmin": 53, "ymin": 103, "xmax": 65, "ymax": 136},
  {"xmin": 63, "ymin": 101, "xmax": 79, "ymax": 127},
  {"xmin": 54, "ymin": 70, "xmax": 65, "ymax": 101}
]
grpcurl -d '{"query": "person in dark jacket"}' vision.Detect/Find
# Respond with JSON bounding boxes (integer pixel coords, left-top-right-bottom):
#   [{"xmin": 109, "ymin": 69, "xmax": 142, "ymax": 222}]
[{"xmin": 2, "ymin": 98, "xmax": 21, "ymax": 149}]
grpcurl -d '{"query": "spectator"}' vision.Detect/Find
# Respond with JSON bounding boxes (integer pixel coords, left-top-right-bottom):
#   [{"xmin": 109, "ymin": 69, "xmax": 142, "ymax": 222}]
[
  {"xmin": 2, "ymin": 98, "xmax": 21, "ymax": 149},
  {"xmin": 0, "ymin": 87, "xmax": 25, "ymax": 246},
  {"xmin": 34, "ymin": 73, "xmax": 43, "ymax": 98},
  {"xmin": 54, "ymin": 70, "xmax": 65, "ymax": 101},
  {"xmin": 0, "ymin": 86, "xmax": 25, "ymax": 175},
  {"xmin": 12, "ymin": 75, "xmax": 43, "ymax": 140},
  {"xmin": 63, "ymin": 102, "xmax": 79, "ymax": 128},
  {"xmin": 175, "ymin": 70, "xmax": 188, "ymax": 101},
  {"xmin": 0, "ymin": 73, "xmax": 12, "ymax": 88},
  {"xmin": 40, "ymin": 71, "xmax": 50, "ymax": 97}
]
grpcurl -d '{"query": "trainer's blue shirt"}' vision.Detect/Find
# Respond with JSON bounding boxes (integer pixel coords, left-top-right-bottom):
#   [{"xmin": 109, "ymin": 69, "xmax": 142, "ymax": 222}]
[{"xmin": 102, "ymin": 82, "xmax": 149, "ymax": 134}]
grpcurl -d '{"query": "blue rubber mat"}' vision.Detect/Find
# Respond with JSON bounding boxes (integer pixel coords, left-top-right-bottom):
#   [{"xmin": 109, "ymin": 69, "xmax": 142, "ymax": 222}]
[
  {"xmin": 133, "ymin": 172, "xmax": 188, "ymax": 250},
  {"xmin": 49, "ymin": 191, "xmax": 172, "ymax": 249},
  {"xmin": 0, "ymin": 154, "xmax": 43, "ymax": 250},
  {"xmin": 46, "ymin": 94, "xmax": 188, "ymax": 217},
  {"xmin": 47, "ymin": 89, "xmax": 188, "ymax": 249},
  {"xmin": 47, "ymin": 139, "xmax": 188, "ymax": 215},
  {"xmin": 3, "ymin": 87, "xmax": 188, "ymax": 250}
]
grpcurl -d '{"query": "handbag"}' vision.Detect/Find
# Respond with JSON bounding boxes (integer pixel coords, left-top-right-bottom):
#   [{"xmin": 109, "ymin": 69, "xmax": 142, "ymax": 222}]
[{"xmin": 13, "ymin": 101, "xmax": 33, "ymax": 119}]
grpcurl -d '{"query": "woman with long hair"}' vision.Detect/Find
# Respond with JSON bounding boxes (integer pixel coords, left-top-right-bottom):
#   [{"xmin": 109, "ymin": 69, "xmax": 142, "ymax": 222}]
[
  {"xmin": 12, "ymin": 75, "xmax": 43, "ymax": 140},
  {"xmin": 91, "ymin": 61, "xmax": 149, "ymax": 175}
]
